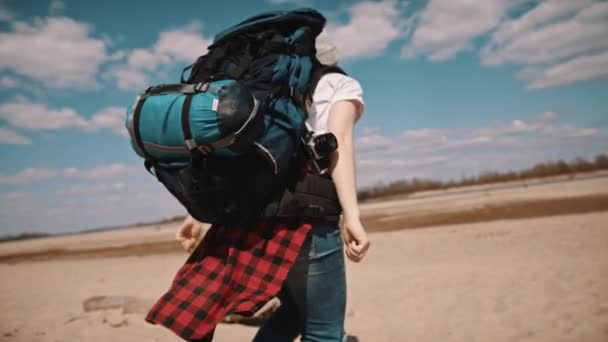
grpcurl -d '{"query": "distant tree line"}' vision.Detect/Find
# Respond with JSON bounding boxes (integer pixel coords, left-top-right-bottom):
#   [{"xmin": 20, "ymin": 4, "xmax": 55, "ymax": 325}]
[
  {"xmin": 0, "ymin": 232, "xmax": 50, "ymax": 243},
  {"xmin": 3, "ymin": 154, "xmax": 607, "ymax": 241},
  {"xmin": 357, "ymin": 154, "xmax": 608, "ymax": 202}
]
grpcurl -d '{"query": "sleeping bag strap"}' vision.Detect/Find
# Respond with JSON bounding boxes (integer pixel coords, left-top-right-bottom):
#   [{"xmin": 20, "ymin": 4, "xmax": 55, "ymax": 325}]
[
  {"xmin": 181, "ymin": 94, "xmax": 198, "ymax": 151},
  {"xmin": 147, "ymin": 83, "xmax": 217, "ymax": 96},
  {"xmin": 177, "ymin": 83, "xmax": 223, "ymax": 156},
  {"xmin": 180, "ymin": 94, "xmax": 208, "ymax": 182},
  {"xmin": 130, "ymin": 95, "xmax": 149, "ymax": 160}
]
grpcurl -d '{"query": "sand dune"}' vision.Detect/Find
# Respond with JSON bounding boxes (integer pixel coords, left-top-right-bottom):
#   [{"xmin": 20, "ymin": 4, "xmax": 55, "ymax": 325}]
[{"xmin": 1, "ymin": 175, "xmax": 607, "ymax": 341}]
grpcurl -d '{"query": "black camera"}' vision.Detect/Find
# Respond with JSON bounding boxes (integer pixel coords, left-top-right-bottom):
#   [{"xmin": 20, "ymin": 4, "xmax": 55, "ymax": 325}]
[{"xmin": 303, "ymin": 131, "xmax": 338, "ymax": 174}]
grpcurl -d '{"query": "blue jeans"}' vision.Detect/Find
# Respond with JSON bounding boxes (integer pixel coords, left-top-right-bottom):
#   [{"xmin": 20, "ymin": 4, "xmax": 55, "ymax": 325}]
[{"xmin": 253, "ymin": 222, "xmax": 346, "ymax": 342}]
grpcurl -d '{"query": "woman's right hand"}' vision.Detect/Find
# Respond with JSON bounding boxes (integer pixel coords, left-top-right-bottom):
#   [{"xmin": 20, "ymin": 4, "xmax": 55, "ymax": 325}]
[
  {"xmin": 342, "ymin": 217, "xmax": 370, "ymax": 263},
  {"xmin": 176, "ymin": 215, "xmax": 203, "ymax": 253}
]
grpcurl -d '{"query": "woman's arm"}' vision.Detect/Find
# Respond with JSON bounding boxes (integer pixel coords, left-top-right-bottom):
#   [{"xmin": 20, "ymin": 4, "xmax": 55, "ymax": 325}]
[{"xmin": 327, "ymin": 100, "xmax": 370, "ymax": 263}]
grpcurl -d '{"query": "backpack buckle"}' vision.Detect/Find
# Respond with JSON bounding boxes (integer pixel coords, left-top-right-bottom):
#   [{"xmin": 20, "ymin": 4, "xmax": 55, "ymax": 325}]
[
  {"xmin": 307, "ymin": 205, "xmax": 324, "ymax": 218},
  {"xmin": 185, "ymin": 139, "xmax": 198, "ymax": 151},
  {"xmin": 194, "ymin": 82, "xmax": 210, "ymax": 92}
]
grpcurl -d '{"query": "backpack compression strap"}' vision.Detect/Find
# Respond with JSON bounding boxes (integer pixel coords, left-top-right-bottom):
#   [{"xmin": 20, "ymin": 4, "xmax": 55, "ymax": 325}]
[{"xmin": 262, "ymin": 173, "xmax": 342, "ymax": 222}]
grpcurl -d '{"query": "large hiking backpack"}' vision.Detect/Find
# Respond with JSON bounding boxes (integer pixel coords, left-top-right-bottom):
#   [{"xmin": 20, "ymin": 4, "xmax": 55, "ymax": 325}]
[{"xmin": 125, "ymin": 9, "xmax": 341, "ymax": 225}]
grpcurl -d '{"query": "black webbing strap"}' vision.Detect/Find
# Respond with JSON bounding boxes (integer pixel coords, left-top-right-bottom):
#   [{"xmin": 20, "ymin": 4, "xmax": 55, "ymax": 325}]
[
  {"xmin": 180, "ymin": 64, "xmax": 193, "ymax": 83},
  {"xmin": 182, "ymin": 93, "xmax": 208, "ymax": 182},
  {"xmin": 262, "ymin": 173, "xmax": 342, "ymax": 222},
  {"xmin": 148, "ymin": 83, "xmax": 213, "ymax": 96},
  {"xmin": 131, "ymin": 96, "xmax": 148, "ymax": 158},
  {"xmin": 181, "ymin": 94, "xmax": 208, "ymax": 153},
  {"xmin": 181, "ymin": 94, "xmax": 193, "ymax": 142}
]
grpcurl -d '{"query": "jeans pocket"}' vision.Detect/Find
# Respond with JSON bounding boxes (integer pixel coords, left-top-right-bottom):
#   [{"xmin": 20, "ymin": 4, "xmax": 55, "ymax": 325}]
[{"xmin": 309, "ymin": 222, "xmax": 342, "ymax": 260}]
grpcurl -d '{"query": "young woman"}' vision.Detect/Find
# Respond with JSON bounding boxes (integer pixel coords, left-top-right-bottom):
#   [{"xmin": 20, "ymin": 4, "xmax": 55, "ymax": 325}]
[{"xmin": 150, "ymin": 32, "xmax": 370, "ymax": 342}]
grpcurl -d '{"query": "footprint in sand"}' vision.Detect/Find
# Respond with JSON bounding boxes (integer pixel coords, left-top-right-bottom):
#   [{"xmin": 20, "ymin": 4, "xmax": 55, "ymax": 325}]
[{"xmin": 3, "ymin": 328, "xmax": 18, "ymax": 337}]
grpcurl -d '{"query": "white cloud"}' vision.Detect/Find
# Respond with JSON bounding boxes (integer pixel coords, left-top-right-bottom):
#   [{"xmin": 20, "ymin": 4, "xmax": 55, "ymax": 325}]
[
  {"xmin": 153, "ymin": 22, "xmax": 211, "ymax": 64},
  {"xmin": 402, "ymin": 0, "xmax": 511, "ymax": 61},
  {"xmin": 0, "ymin": 76, "xmax": 21, "ymax": 88},
  {"xmin": 402, "ymin": 128, "xmax": 448, "ymax": 141},
  {"xmin": 354, "ymin": 112, "xmax": 605, "ymax": 186},
  {"xmin": 325, "ymin": 1, "xmax": 407, "ymax": 61},
  {"xmin": 355, "ymin": 133, "xmax": 394, "ymax": 152},
  {"xmin": 0, "ymin": 126, "xmax": 31, "ymax": 145},
  {"xmin": 389, "ymin": 156, "xmax": 448, "ymax": 167},
  {"xmin": 482, "ymin": 0, "xmax": 608, "ymax": 88},
  {"xmin": 67, "ymin": 163, "xmax": 137, "ymax": 181},
  {"xmin": 105, "ymin": 66, "xmax": 150, "ymax": 91},
  {"xmin": 360, "ymin": 126, "xmax": 381, "ymax": 135},
  {"xmin": 107, "ymin": 22, "xmax": 212, "ymax": 90},
  {"xmin": 401, "ymin": 0, "xmax": 608, "ymax": 88},
  {"xmin": 0, "ymin": 98, "xmax": 90, "ymax": 130},
  {"xmin": 482, "ymin": 0, "xmax": 603, "ymax": 65},
  {"xmin": 0, "ymin": 164, "xmax": 138, "ymax": 184},
  {"xmin": 0, "ymin": 191, "xmax": 27, "ymax": 201},
  {"xmin": 0, "ymin": 168, "xmax": 58, "ymax": 184},
  {"xmin": 0, "ymin": 16, "xmax": 111, "ymax": 89},
  {"xmin": 57, "ymin": 181, "xmax": 126, "ymax": 196},
  {"xmin": 90, "ymin": 106, "xmax": 128, "ymax": 136},
  {"xmin": 471, "ymin": 119, "xmax": 538, "ymax": 138},
  {"xmin": 522, "ymin": 51, "xmax": 608, "ymax": 89},
  {"xmin": 539, "ymin": 111, "xmax": 557, "ymax": 121},
  {"xmin": 0, "ymin": 98, "xmax": 129, "ymax": 136},
  {"xmin": 486, "ymin": 0, "xmax": 591, "ymax": 49}
]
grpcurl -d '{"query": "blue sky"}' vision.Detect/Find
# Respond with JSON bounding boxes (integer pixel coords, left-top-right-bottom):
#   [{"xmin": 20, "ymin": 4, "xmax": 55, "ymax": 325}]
[{"xmin": 0, "ymin": 0, "xmax": 606, "ymax": 235}]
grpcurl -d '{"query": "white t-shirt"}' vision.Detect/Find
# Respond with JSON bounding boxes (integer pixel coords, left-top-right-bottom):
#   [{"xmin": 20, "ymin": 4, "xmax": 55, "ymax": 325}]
[{"xmin": 306, "ymin": 73, "xmax": 365, "ymax": 133}]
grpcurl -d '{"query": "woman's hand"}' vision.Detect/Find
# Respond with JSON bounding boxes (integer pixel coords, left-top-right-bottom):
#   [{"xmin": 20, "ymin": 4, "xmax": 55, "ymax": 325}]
[
  {"xmin": 176, "ymin": 215, "xmax": 203, "ymax": 253},
  {"xmin": 342, "ymin": 217, "xmax": 370, "ymax": 263}
]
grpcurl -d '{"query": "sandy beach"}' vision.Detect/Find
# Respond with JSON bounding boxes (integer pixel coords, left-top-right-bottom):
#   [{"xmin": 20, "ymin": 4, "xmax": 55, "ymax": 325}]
[{"xmin": 1, "ymin": 173, "xmax": 607, "ymax": 342}]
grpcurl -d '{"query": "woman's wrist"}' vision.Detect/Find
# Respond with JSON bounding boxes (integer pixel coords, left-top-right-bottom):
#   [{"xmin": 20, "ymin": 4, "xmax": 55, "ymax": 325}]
[{"xmin": 342, "ymin": 210, "xmax": 360, "ymax": 223}]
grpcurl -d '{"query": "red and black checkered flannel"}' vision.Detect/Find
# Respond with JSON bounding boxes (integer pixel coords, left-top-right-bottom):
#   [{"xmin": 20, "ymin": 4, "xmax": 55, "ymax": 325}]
[{"xmin": 145, "ymin": 221, "xmax": 312, "ymax": 341}]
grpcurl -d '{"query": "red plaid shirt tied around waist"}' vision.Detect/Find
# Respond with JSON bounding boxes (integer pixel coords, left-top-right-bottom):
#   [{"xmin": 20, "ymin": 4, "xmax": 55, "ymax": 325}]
[{"xmin": 145, "ymin": 221, "xmax": 312, "ymax": 341}]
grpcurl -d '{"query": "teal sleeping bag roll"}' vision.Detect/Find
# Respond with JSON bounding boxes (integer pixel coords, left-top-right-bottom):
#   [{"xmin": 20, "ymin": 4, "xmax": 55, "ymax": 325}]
[{"xmin": 126, "ymin": 79, "xmax": 262, "ymax": 163}]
